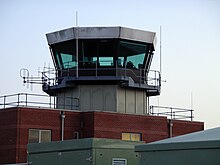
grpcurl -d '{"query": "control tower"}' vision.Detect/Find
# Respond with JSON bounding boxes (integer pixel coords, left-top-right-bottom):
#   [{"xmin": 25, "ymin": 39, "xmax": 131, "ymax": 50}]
[{"xmin": 44, "ymin": 27, "xmax": 161, "ymax": 114}]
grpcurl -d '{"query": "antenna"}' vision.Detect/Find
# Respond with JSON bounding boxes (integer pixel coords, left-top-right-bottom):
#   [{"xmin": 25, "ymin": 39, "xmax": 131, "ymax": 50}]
[
  {"xmin": 20, "ymin": 68, "xmax": 29, "ymax": 88},
  {"xmin": 160, "ymin": 25, "xmax": 162, "ymax": 77},
  {"xmin": 191, "ymin": 92, "xmax": 193, "ymax": 110},
  {"xmin": 20, "ymin": 66, "xmax": 55, "ymax": 89},
  {"xmin": 76, "ymin": 11, "xmax": 79, "ymax": 78}
]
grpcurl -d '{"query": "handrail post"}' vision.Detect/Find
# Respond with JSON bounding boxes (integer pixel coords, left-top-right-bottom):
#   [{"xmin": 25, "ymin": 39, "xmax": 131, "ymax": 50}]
[
  {"xmin": 150, "ymin": 106, "xmax": 153, "ymax": 115},
  {"xmin": 49, "ymin": 96, "xmax": 51, "ymax": 108},
  {"xmin": 3, "ymin": 96, "xmax": 6, "ymax": 109},
  {"xmin": 54, "ymin": 95, "xmax": 56, "ymax": 109},
  {"xmin": 17, "ymin": 94, "xmax": 20, "ymax": 107},
  {"xmin": 191, "ymin": 110, "xmax": 193, "ymax": 121},
  {"xmin": 71, "ymin": 96, "xmax": 73, "ymax": 110},
  {"xmin": 25, "ymin": 93, "xmax": 28, "ymax": 107},
  {"xmin": 170, "ymin": 108, "xmax": 173, "ymax": 120},
  {"xmin": 144, "ymin": 68, "xmax": 146, "ymax": 82},
  {"xmin": 159, "ymin": 72, "xmax": 161, "ymax": 87},
  {"xmin": 146, "ymin": 71, "xmax": 148, "ymax": 85}
]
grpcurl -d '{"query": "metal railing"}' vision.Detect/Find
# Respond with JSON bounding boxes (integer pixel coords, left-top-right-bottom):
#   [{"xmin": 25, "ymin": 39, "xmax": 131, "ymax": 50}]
[
  {"xmin": 149, "ymin": 105, "xmax": 194, "ymax": 121},
  {"xmin": 0, "ymin": 93, "xmax": 193, "ymax": 121},
  {"xmin": 0, "ymin": 93, "xmax": 79, "ymax": 110},
  {"xmin": 39, "ymin": 60, "xmax": 161, "ymax": 88}
]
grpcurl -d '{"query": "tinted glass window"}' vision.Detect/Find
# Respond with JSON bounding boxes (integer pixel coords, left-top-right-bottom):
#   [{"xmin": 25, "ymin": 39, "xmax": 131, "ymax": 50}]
[
  {"xmin": 52, "ymin": 39, "xmax": 149, "ymax": 69},
  {"xmin": 53, "ymin": 40, "xmax": 76, "ymax": 69},
  {"xmin": 60, "ymin": 53, "xmax": 76, "ymax": 69},
  {"xmin": 118, "ymin": 41, "xmax": 147, "ymax": 69},
  {"xmin": 99, "ymin": 57, "xmax": 113, "ymax": 66}
]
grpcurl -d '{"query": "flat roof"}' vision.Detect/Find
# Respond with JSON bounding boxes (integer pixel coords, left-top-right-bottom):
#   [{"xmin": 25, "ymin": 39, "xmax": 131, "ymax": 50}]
[
  {"xmin": 135, "ymin": 127, "xmax": 220, "ymax": 152},
  {"xmin": 28, "ymin": 138, "xmax": 144, "ymax": 154},
  {"xmin": 150, "ymin": 127, "xmax": 220, "ymax": 144},
  {"xmin": 46, "ymin": 26, "xmax": 157, "ymax": 49}
]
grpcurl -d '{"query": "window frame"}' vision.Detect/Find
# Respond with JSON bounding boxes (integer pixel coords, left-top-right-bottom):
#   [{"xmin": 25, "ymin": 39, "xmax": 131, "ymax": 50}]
[
  {"xmin": 51, "ymin": 38, "xmax": 151, "ymax": 70},
  {"xmin": 121, "ymin": 132, "xmax": 142, "ymax": 141},
  {"xmin": 28, "ymin": 129, "xmax": 52, "ymax": 143}
]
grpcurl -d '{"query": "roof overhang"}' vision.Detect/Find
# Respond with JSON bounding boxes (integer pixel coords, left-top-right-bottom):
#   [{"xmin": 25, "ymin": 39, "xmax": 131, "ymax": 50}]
[{"xmin": 46, "ymin": 26, "xmax": 157, "ymax": 50}]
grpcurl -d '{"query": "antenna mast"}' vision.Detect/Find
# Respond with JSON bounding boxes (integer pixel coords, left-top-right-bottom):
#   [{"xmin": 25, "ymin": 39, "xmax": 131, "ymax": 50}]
[
  {"xmin": 76, "ymin": 11, "xmax": 79, "ymax": 78},
  {"xmin": 191, "ymin": 92, "xmax": 193, "ymax": 110},
  {"xmin": 160, "ymin": 26, "xmax": 162, "ymax": 77}
]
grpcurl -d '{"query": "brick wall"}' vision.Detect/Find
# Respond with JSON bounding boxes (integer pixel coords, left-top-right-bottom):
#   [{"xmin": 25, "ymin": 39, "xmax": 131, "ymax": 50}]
[
  {"xmin": 81, "ymin": 112, "xmax": 95, "ymax": 138},
  {"xmin": 92, "ymin": 111, "xmax": 204, "ymax": 143},
  {"xmin": 0, "ymin": 107, "xmax": 82, "ymax": 163},
  {"xmin": 93, "ymin": 112, "xmax": 169, "ymax": 142},
  {"xmin": 0, "ymin": 109, "xmax": 18, "ymax": 164},
  {"xmin": 171, "ymin": 119, "xmax": 204, "ymax": 137},
  {"xmin": 63, "ymin": 111, "xmax": 81, "ymax": 139}
]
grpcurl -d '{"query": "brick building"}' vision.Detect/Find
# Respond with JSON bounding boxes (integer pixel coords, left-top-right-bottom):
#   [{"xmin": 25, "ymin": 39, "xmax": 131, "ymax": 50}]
[
  {"xmin": 0, "ymin": 27, "xmax": 204, "ymax": 164},
  {"xmin": 0, "ymin": 107, "xmax": 203, "ymax": 163}
]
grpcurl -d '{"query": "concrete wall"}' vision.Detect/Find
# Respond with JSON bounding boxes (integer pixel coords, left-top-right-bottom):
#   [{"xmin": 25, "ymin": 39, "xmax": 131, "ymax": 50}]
[
  {"xmin": 57, "ymin": 85, "xmax": 117, "ymax": 112},
  {"xmin": 117, "ymin": 87, "xmax": 146, "ymax": 114},
  {"xmin": 57, "ymin": 85, "xmax": 147, "ymax": 115}
]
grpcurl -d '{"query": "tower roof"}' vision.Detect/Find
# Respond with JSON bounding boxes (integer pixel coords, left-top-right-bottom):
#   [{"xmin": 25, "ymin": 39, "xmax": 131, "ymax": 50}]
[{"xmin": 46, "ymin": 26, "xmax": 157, "ymax": 50}]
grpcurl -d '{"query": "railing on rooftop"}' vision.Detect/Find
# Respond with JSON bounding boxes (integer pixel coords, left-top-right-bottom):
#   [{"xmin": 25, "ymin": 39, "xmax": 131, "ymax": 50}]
[
  {"xmin": 0, "ymin": 93, "xmax": 79, "ymax": 110},
  {"xmin": 1, "ymin": 93, "xmax": 194, "ymax": 121},
  {"xmin": 149, "ymin": 105, "xmax": 194, "ymax": 121}
]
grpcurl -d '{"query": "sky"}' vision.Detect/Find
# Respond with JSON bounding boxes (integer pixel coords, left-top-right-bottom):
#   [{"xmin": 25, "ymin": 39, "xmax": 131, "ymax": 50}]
[{"xmin": 0, "ymin": 0, "xmax": 220, "ymax": 129}]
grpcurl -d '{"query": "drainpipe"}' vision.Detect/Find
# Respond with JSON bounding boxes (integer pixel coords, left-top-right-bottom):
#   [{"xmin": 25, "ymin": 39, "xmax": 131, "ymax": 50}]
[
  {"xmin": 60, "ymin": 111, "xmax": 65, "ymax": 141},
  {"xmin": 168, "ymin": 119, "xmax": 173, "ymax": 138}
]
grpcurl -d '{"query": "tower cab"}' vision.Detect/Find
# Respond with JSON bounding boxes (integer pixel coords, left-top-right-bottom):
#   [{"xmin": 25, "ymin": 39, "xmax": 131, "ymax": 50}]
[{"xmin": 44, "ymin": 27, "xmax": 161, "ymax": 114}]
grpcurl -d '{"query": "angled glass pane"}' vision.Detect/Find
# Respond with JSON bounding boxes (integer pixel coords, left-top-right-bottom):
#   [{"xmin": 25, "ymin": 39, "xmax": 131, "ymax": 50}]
[
  {"xmin": 60, "ymin": 53, "xmax": 76, "ymax": 69},
  {"xmin": 52, "ymin": 40, "xmax": 76, "ymax": 69},
  {"xmin": 118, "ymin": 41, "xmax": 147, "ymax": 69},
  {"xmin": 127, "ymin": 53, "xmax": 145, "ymax": 69},
  {"xmin": 55, "ymin": 52, "xmax": 62, "ymax": 69}
]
